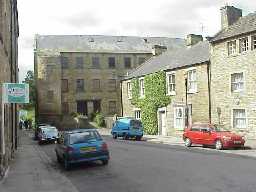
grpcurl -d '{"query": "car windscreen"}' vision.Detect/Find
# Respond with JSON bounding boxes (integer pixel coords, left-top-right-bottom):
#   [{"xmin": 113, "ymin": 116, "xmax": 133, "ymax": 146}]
[
  {"xmin": 130, "ymin": 120, "xmax": 142, "ymax": 129},
  {"xmin": 69, "ymin": 131, "xmax": 102, "ymax": 144}
]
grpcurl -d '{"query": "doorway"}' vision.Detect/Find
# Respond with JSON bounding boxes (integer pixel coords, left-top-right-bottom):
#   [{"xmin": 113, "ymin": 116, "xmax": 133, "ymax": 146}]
[
  {"xmin": 158, "ymin": 108, "xmax": 167, "ymax": 136},
  {"xmin": 174, "ymin": 107, "xmax": 185, "ymax": 129}
]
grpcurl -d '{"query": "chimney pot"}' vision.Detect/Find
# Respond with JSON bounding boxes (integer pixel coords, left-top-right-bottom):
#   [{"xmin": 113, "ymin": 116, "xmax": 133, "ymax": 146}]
[
  {"xmin": 186, "ymin": 34, "xmax": 203, "ymax": 47},
  {"xmin": 152, "ymin": 45, "xmax": 167, "ymax": 56},
  {"xmin": 221, "ymin": 6, "xmax": 242, "ymax": 30}
]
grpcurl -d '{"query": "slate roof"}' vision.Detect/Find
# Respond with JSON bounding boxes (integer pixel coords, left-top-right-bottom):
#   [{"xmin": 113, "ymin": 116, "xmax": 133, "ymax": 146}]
[
  {"xmin": 35, "ymin": 35, "xmax": 185, "ymax": 53},
  {"xmin": 212, "ymin": 12, "xmax": 256, "ymax": 42},
  {"xmin": 124, "ymin": 41, "xmax": 210, "ymax": 80}
]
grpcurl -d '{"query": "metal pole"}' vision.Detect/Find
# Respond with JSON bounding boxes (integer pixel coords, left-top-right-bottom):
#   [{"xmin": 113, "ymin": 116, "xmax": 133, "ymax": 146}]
[{"xmin": 1, "ymin": 85, "xmax": 5, "ymax": 155}]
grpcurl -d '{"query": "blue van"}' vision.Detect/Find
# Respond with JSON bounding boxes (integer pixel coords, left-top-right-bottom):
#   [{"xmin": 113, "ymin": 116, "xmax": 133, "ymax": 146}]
[{"xmin": 111, "ymin": 118, "xmax": 143, "ymax": 140}]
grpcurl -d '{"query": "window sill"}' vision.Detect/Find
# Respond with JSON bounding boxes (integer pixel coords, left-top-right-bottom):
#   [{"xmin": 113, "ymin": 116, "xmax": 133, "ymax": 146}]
[
  {"xmin": 187, "ymin": 90, "xmax": 197, "ymax": 94},
  {"xmin": 167, "ymin": 92, "xmax": 176, "ymax": 96}
]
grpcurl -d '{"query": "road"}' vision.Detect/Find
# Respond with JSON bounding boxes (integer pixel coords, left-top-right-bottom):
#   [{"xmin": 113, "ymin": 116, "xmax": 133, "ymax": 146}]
[{"xmin": 39, "ymin": 136, "xmax": 256, "ymax": 192}]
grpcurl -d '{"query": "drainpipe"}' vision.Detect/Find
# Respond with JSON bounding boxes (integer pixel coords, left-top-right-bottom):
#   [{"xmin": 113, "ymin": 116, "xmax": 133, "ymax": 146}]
[{"xmin": 207, "ymin": 61, "xmax": 211, "ymax": 123}]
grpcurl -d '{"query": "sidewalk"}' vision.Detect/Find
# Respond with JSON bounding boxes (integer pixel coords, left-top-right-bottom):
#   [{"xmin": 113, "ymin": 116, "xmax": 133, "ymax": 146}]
[
  {"xmin": 98, "ymin": 128, "xmax": 256, "ymax": 158},
  {"xmin": 0, "ymin": 130, "xmax": 79, "ymax": 192}
]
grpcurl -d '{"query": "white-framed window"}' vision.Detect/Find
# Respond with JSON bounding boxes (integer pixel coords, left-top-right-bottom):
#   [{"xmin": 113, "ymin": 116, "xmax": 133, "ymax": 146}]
[
  {"xmin": 239, "ymin": 37, "xmax": 249, "ymax": 53},
  {"xmin": 139, "ymin": 78, "xmax": 145, "ymax": 98},
  {"xmin": 166, "ymin": 72, "xmax": 175, "ymax": 95},
  {"xmin": 228, "ymin": 40, "xmax": 236, "ymax": 55},
  {"xmin": 134, "ymin": 109, "xmax": 141, "ymax": 120},
  {"xmin": 127, "ymin": 81, "xmax": 132, "ymax": 99},
  {"xmin": 252, "ymin": 35, "xmax": 256, "ymax": 50},
  {"xmin": 231, "ymin": 72, "xmax": 244, "ymax": 92},
  {"xmin": 187, "ymin": 69, "xmax": 197, "ymax": 93},
  {"xmin": 233, "ymin": 109, "xmax": 246, "ymax": 129}
]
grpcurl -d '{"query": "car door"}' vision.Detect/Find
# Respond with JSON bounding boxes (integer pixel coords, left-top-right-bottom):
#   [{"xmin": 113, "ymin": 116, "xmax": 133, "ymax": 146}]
[
  {"xmin": 57, "ymin": 134, "xmax": 68, "ymax": 158},
  {"xmin": 201, "ymin": 127, "xmax": 215, "ymax": 145},
  {"xmin": 189, "ymin": 125, "xmax": 202, "ymax": 144}
]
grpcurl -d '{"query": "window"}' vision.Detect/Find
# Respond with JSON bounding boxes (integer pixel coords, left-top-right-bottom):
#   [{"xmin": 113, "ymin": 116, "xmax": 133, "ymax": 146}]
[
  {"xmin": 124, "ymin": 57, "xmax": 131, "ymax": 69},
  {"xmin": 61, "ymin": 57, "xmax": 68, "ymax": 69},
  {"xmin": 61, "ymin": 79, "xmax": 68, "ymax": 92},
  {"xmin": 187, "ymin": 69, "xmax": 197, "ymax": 93},
  {"xmin": 233, "ymin": 109, "xmax": 246, "ymax": 129},
  {"xmin": 228, "ymin": 40, "xmax": 236, "ymax": 55},
  {"xmin": 62, "ymin": 102, "xmax": 69, "ymax": 114},
  {"xmin": 92, "ymin": 57, "xmax": 100, "ymax": 69},
  {"xmin": 108, "ymin": 101, "xmax": 117, "ymax": 114},
  {"xmin": 166, "ymin": 72, "xmax": 175, "ymax": 95},
  {"xmin": 252, "ymin": 35, "xmax": 256, "ymax": 50},
  {"xmin": 47, "ymin": 91, "xmax": 54, "ymax": 103},
  {"xmin": 127, "ymin": 82, "xmax": 132, "ymax": 99},
  {"xmin": 239, "ymin": 37, "xmax": 249, "ymax": 53},
  {"xmin": 92, "ymin": 79, "xmax": 100, "ymax": 91},
  {"xmin": 138, "ymin": 57, "xmax": 145, "ymax": 65},
  {"xmin": 76, "ymin": 57, "xmax": 84, "ymax": 69},
  {"xmin": 139, "ymin": 78, "xmax": 145, "ymax": 97},
  {"xmin": 108, "ymin": 79, "xmax": 116, "ymax": 91},
  {"xmin": 76, "ymin": 79, "xmax": 84, "ymax": 92},
  {"xmin": 231, "ymin": 72, "xmax": 244, "ymax": 92},
  {"xmin": 135, "ymin": 109, "xmax": 141, "ymax": 120},
  {"xmin": 108, "ymin": 57, "xmax": 116, "ymax": 69}
]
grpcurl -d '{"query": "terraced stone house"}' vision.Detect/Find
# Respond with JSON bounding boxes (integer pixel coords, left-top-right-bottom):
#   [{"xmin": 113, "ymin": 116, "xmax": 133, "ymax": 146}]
[
  {"xmin": 0, "ymin": 0, "xmax": 19, "ymax": 178},
  {"xmin": 210, "ymin": 6, "xmax": 256, "ymax": 138},
  {"xmin": 122, "ymin": 34, "xmax": 210, "ymax": 136},
  {"xmin": 34, "ymin": 35, "xmax": 185, "ymax": 127}
]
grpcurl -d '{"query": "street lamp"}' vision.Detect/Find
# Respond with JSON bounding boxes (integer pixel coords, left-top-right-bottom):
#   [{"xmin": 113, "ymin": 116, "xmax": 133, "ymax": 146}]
[{"xmin": 184, "ymin": 73, "xmax": 189, "ymax": 128}]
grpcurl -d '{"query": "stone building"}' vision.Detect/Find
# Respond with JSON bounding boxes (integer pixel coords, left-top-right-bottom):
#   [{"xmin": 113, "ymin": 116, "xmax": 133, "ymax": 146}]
[
  {"xmin": 210, "ymin": 6, "xmax": 256, "ymax": 138},
  {"xmin": 34, "ymin": 35, "xmax": 185, "ymax": 127},
  {"xmin": 122, "ymin": 35, "xmax": 210, "ymax": 136},
  {"xmin": 0, "ymin": 0, "xmax": 19, "ymax": 178}
]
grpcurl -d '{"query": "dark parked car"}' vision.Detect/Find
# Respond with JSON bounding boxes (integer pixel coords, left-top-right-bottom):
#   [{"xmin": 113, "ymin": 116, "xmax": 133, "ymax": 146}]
[
  {"xmin": 55, "ymin": 129, "xmax": 109, "ymax": 170},
  {"xmin": 183, "ymin": 123, "xmax": 245, "ymax": 150},
  {"xmin": 38, "ymin": 126, "xmax": 59, "ymax": 145},
  {"xmin": 34, "ymin": 123, "xmax": 50, "ymax": 140}
]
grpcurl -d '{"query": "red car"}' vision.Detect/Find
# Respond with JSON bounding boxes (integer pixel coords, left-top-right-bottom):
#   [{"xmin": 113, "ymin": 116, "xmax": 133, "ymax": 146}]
[{"xmin": 183, "ymin": 123, "xmax": 245, "ymax": 150}]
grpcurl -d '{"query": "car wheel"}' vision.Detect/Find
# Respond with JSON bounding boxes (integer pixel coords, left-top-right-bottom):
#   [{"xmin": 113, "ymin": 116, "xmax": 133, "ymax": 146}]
[
  {"xmin": 215, "ymin": 140, "xmax": 223, "ymax": 150},
  {"xmin": 136, "ymin": 136, "xmax": 142, "ymax": 141},
  {"xmin": 184, "ymin": 138, "xmax": 192, "ymax": 147},
  {"xmin": 123, "ymin": 134, "xmax": 129, "ymax": 140},
  {"xmin": 64, "ymin": 158, "xmax": 71, "ymax": 170},
  {"xmin": 102, "ymin": 159, "xmax": 109, "ymax": 165},
  {"xmin": 113, "ymin": 133, "xmax": 117, "ymax": 139}
]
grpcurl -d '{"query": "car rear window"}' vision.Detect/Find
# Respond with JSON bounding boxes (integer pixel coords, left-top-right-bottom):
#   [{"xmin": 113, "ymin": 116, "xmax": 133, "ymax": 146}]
[
  {"xmin": 130, "ymin": 120, "xmax": 142, "ymax": 129},
  {"xmin": 69, "ymin": 131, "xmax": 102, "ymax": 144}
]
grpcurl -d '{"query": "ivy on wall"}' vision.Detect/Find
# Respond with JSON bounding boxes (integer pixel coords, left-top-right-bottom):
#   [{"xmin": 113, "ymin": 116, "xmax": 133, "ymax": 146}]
[{"xmin": 131, "ymin": 71, "xmax": 171, "ymax": 135}]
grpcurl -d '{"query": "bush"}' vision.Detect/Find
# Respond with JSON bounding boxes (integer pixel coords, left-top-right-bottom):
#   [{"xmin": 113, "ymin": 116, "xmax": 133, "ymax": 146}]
[{"xmin": 94, "ymin": 112, "xmax": 105, "ymax": 127}]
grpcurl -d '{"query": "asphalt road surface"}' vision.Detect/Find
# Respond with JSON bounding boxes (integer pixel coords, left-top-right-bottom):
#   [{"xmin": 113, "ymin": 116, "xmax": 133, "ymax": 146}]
[{"xmin": 39, "ymin": 136, "xmax": 256, "ymax": 192}]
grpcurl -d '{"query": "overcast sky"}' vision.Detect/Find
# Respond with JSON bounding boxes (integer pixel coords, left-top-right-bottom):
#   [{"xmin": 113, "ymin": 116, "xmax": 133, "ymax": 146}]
[{"xmin": 17, "ymin": 0, "xmax": 256, "ymax": 81}]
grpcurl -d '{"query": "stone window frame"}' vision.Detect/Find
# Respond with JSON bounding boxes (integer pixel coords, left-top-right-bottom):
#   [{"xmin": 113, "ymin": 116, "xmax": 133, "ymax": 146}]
[
  {"xmin": 186, "ymin": 67, "xmax": 197, "ymax": 94},
  {"xmin": 134, "ymin": 108, "xmax": 141, "ymax": 120},
  {"xmin": 232, "ymin": 108, "xmax": 247, "ymax": 129},
  {"xmin": 92, "ymin": 57, "xmax": 100, "ymax": 69},
  {"xmin": 227, "ymin": 40, "xmax": 237, "ymax": 56},
  {"xmin": 108, "ymin": 79, "xmax": 117, "ymax": 91},
  {"xmin": 166, "ymin": 71, "xmax": 176, "ymax": 96},
  {"xmin": 61, "ymin": 56, "xmax": 69, "ymax": 69},
  {"xmin": 108, "ymin": 100, "xmax": 117, "ymax": 114},
  {"xmin": 239, "ymin": 36, "xmax": 249, "ymax": 53},
  {"xmin": 127, "ymin": 81, "xmax": 132, "ymax": 99},
  {"xmin": 61, "ymin": 79, "xmax": 69, "ymax": 92},
  {"xmin": 92, "ymin": 79, "xmax": 101, "ymax": 92},
  {"xmin": 139, "ymin": 77, "xmax": 145, "ymax": 98},
  {"xmin": 76, "ymin": 57, "xmax": 84, "ymax": 69},
  {"xmin": 230, "ymin": 72, "xmax": 245, "ymax": 93},
  {"xmin": 251, "ymin": 35, "xmax": 256, "ymax": 50},
  {"xmin": 124, "ymin": 57, "xmax": 132, "ymax": 69},
  {"xmin": 108, "ymin": 57, "xmax": 116, "ymax": 69},
  {"xmin": 76, "ymin": 79, "xmax": 85, "ymax": 92}
]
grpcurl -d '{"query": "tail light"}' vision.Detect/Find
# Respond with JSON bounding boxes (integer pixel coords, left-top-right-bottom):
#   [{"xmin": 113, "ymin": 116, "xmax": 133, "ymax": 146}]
[
  {"xmin": 66, "ymin": 146, "xmax": 74, "ymax": 153},
  {"xmin": 101, "ymin": 142, "xmax": 108, "ymax": 151}
]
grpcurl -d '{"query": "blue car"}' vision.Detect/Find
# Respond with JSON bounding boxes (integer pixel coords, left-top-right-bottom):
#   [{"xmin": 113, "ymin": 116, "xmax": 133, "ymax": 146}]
[
  {"xmin": 55, "ymin": 129, "xmax": 109, "ymax": 170},
  {"xmin": 111, "ymin": 118, "xmax": 143, "ymax": 140}
]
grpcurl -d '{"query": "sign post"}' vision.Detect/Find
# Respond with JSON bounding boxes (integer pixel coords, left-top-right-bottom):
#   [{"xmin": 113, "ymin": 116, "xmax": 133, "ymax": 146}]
[{"xmin": 1, "ymin": 83, "xmax": 29, "ymax": 155}]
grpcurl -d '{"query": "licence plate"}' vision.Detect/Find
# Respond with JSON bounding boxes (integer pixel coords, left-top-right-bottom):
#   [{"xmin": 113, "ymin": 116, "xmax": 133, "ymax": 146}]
[
  {"xmin": 80, "ymin": 147, "xmax": 96, "ymax": 153},
  {"xmin": 234, "ymin": 141, "xmax": 241, "ymax": 144}
]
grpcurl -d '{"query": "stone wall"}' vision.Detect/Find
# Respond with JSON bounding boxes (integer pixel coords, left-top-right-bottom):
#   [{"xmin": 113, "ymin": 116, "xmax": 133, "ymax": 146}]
[{"xmin": 211, "ymin": 33, "xmax": 256, "ymax": 138}]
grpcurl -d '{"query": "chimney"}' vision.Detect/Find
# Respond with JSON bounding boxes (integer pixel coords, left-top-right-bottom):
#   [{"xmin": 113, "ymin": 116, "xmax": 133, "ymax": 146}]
[
  {"xmin": 152, "ymin": 45, "xmax": 167, "ymax": 56},
  {"xmin": 186, "ymin": 34, "xmax": 203, "ymax": 48},
  {"xmin": 221, "ymin": 6, "xmax": 242, "ymax": 30}
]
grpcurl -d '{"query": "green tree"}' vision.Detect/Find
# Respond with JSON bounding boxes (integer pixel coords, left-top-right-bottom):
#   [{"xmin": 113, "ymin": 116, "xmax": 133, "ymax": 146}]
[{"xmin": 22, "ymin": 70, "xmax": 35, "ymax": 109}]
